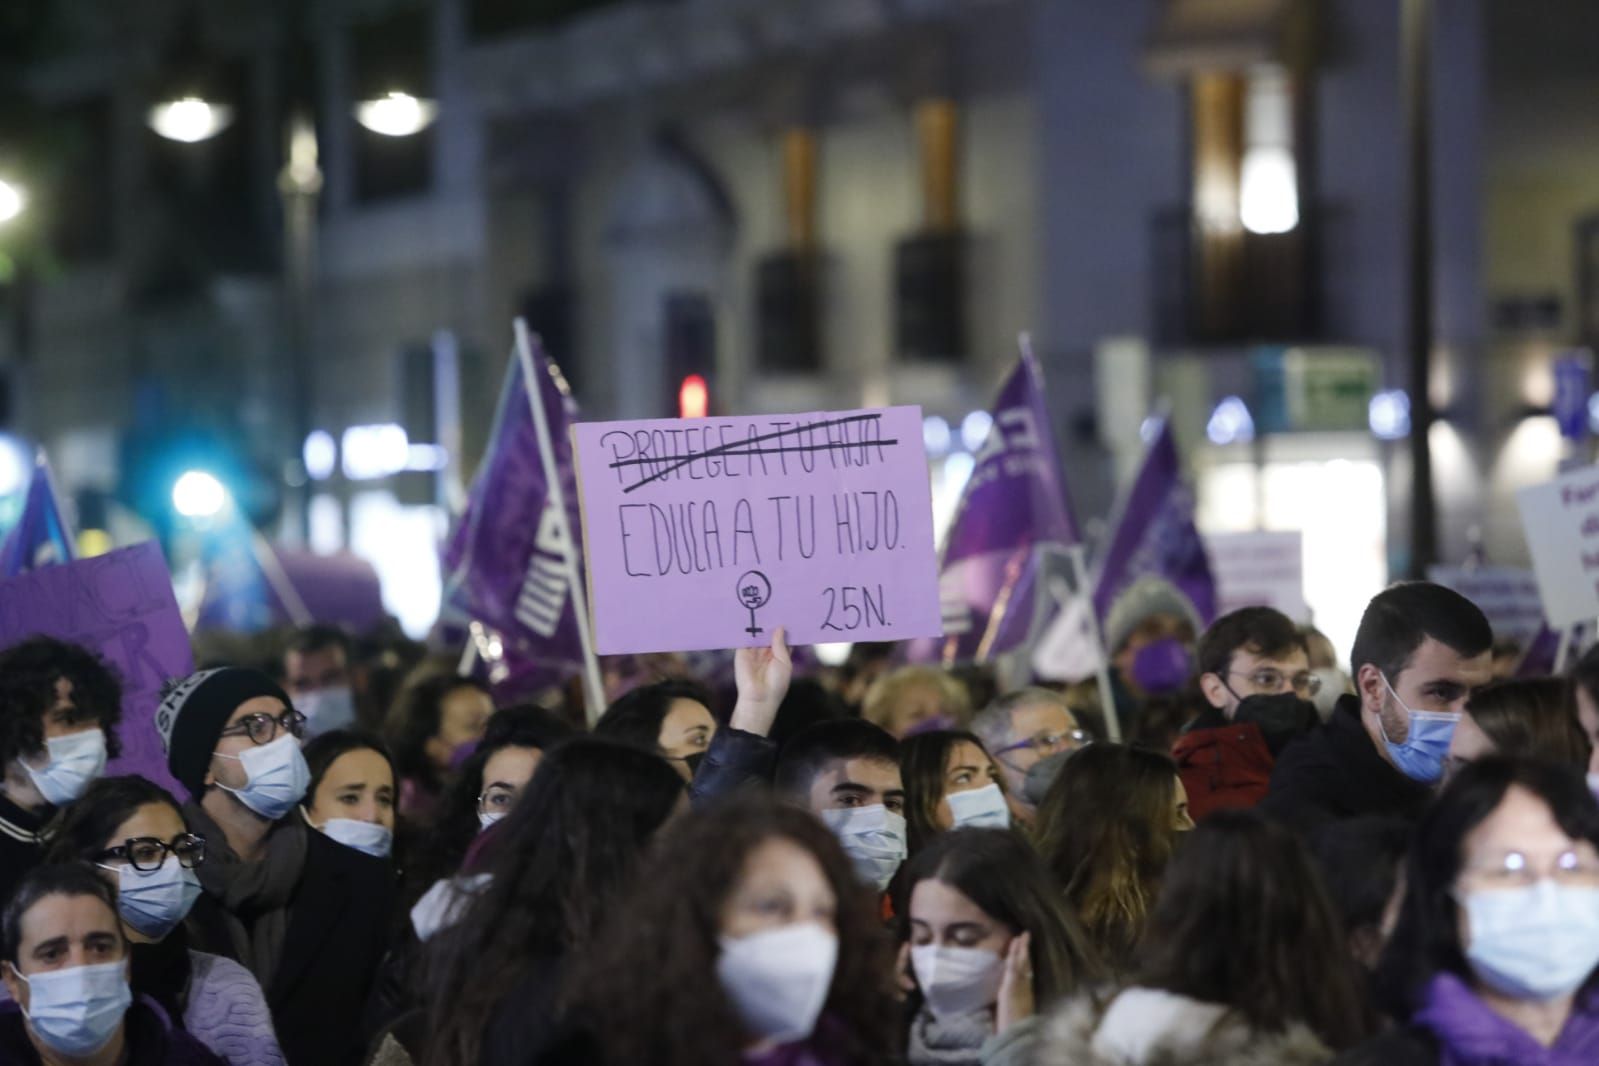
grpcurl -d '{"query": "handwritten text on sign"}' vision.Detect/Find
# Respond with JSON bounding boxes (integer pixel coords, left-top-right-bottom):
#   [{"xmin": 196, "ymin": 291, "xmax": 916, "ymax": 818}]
[
  {"xmin": 573, "ymin": 407, "xmax": 943, "ymax": 653},
  {"xmin": 1517, "ymin": 467, "xmax": 1599, "ymax": 629}
]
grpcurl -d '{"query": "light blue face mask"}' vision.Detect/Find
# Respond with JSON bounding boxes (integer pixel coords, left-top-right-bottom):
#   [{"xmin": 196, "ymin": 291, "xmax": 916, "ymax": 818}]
[
  {"xmin": 1378, "ymin": 674, "xmax": 1459, "ymax": 784},
  {"xmin": 1461, "ymin": 880, "xmax": 1599, "ymax": 1000}
]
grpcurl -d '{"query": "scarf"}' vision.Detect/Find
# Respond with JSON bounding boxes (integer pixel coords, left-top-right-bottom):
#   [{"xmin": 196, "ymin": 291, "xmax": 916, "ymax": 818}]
[
  {"xmin": 1418, "ymin": 972, "xmax": 1599, "ymax": 1066},
  {"xmin": 907, "ymin": 1007, "xmax": 992, "ymax": 1066},
  {"xmin": 184, "ymin": 802, "xmax": 308, "ymax": 991}
]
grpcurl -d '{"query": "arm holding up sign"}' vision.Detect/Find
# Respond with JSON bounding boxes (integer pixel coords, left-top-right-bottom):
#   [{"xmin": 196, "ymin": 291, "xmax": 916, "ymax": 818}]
[{"xmin": 689, "ymin": 628, "xmax": 791, "ymax": 807}]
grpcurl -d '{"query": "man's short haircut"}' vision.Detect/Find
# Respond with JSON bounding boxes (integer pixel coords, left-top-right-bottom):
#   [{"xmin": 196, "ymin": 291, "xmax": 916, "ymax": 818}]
[
  {"xmin": 1350, "ymin": 581, "xmax": 1493, "ymax": 682},
  {"xmin": 285, "ymin": 624, "xmax": 350, "ymax": 661},
  {"xmin": 971, "ymin": 688, "xmax": 1071, "ymax": 755},
  {"xmin": 2, "ymin": 862, "xmax": 122, "ymax": 965},
  {"xmin": 1196, "ymin": 607, "xmax": 1308, "ymax": 680},
  {"xmin": 0, "ymin": 637, "xmax": 123, "ymax": 768},
  {"xmin": 774, "ymin": 719, "xmax": 899, "ymax": 800}
]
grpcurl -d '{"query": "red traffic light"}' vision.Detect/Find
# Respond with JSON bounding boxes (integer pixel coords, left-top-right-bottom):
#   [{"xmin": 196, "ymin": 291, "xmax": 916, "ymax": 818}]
[{"xmin": 679, "ymin": 374, "xmax": 709, "ymax": 419}]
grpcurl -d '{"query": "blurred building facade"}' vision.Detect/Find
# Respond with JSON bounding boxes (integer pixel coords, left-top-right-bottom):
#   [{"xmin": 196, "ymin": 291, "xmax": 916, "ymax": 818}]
[{"xmin": 1, "ymin": 0, "xmax": 1597, "ymax": 651}]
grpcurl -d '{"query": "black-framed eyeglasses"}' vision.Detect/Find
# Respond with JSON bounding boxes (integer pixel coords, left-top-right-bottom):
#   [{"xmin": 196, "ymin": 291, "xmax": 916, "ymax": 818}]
[
  {"xmin": 218, "ymin": 709, "xmax": 306, "ymax": 745},
  {"xmin": 995, "ymin": 729, "xmax": 1091, "ymax": 759},
  {"xmin": 1227, "ymin": 668, "xmax": 1322, "ymax": 698},
  {"xmin": 95, "ymin": 833, "xmax": 207, "ymax": 872},
  {"xmin": 478, "ymin": 784, "xmax": 520, "ymax": 816}
]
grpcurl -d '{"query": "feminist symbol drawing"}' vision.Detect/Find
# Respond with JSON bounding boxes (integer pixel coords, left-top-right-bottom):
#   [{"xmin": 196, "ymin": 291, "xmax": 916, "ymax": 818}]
[{"xmin": 737, "ymin": 570, "xmax": 772, "ymax": 637}]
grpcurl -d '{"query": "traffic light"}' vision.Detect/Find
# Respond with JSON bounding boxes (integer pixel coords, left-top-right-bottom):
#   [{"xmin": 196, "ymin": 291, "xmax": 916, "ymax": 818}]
[{"xmin": 678, "ymin": 374, "xmax": 709, "ymax": 420}]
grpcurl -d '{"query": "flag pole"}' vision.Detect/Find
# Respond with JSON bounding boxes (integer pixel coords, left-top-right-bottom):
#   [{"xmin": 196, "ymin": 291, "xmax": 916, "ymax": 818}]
[
  {"xmin": 513, "ymin": 318, "xmax": 606, "ymax": 725},
  {"xmin": 1068, "ymin": 543, "xmax": 1123, "ymax": 743},
  {"xmin": 1556, "ymin": 625, "xmax": 1575, "ymax": 675}
]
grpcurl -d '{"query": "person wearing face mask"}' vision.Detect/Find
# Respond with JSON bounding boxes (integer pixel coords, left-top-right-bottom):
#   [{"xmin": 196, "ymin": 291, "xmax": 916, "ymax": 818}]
[
  {"xmin": 1174, "ymin": 607, "xmax": 1322, "ymax": 822},
  {"xmin": 593, "ymin": 678, "xmax": 719, "ymax": 782},
  {"xmin": 41, "ymin": 777, "xmax": 284, "ymax": 1066},
  {"xmin": 1044, "ymin": 810, "xmax": 1369, "ymax": 1064},
  {"xmin": 154, "ymin": 667, "xmax": 394, "ymax": 1066},
  {"xmin": 1102, "ymin": 577, "xmax": 1203, "ymax": 729},
  {"xmin": 862, "ymin": 667, "xmax": 973, "ymax": 740},
  {"xmin": 775, "ymin": 719, "xmax": 908, "ymax": 893},
  {"xmin": 299, "ymin": 731, "xmax": 398, "ymax": 862},
  {"xmin": 899, "ymin": 731, "xmax": 1021, "ymax": 856},
  {"xmin": 536, "ymin": 800, "xmax": 902, "ymax": 1066},
  {"xmin": 900, "ymin": 829, "xmax": 1098, "ymax": 1066},
  {"xmin": 1337, "ymin": 758, "xmax": 1599, "ymax": 1064},
  {"xmin": 0, "ymin": 863, "xmax": 224, "ymax": 1065},
  {"xmin": 382, "ymin": 667, "xmax": 494, "ymax": 821},
  {"xmin": 0, "ymin": 638, "xmax": 123, "ymax": 906},
  {"xmin": 970, "ymin": 689, "xmax": 1091, "ymax": 826},
  {"xmin": 1262, "ymin": 583, "xmax": 1494, "ymax": 838},
  {"xmin": 419, "ymin": 739, "xmax": 686, "ymax": 1066},
  {"xmin": 280, "ymin": 626, "xmax": 358, "ymax": 739}
]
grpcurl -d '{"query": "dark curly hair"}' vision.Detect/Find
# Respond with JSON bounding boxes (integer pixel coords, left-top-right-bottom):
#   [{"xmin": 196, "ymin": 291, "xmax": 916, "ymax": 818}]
[
  {"xmin": 558, "ymin": 799, "xmax": 902, "ymax": 1066},
  {"xmin": 424, "ymin": 737, "xmax": 684, "ymax": 1066},
  {"xmin": 0, "ymin": 637, "xmax": 124, "ymax": 767}
]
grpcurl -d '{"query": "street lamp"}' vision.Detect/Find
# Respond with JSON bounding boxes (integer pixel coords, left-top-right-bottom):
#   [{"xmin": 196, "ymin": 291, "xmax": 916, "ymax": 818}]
[
  {"xmin": 354, "ymin": 91, "xmax": 438, "ymax": 137},
  {"xmin": 147, "ymin": 95, "xmax": 234, "ymax": 144},
  {"xmin": 0, "ymin": 179, "xmax": 24, "ymax": 225}
]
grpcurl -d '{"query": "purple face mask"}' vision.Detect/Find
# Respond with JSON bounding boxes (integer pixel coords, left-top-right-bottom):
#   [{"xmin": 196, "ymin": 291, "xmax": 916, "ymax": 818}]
[
  {"xmin": 449, "ymin": 740, "xmax": 481, "ymax": 771},
  {"xmin": 1130, "ymin": 637, "xmax": 1193, "ymax": 696}
]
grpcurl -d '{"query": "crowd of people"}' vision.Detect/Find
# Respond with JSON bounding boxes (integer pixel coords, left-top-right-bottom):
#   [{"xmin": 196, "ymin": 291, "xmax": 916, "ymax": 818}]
[{"xmin": 3, "ymin": 579, "xmax": 1599, "ymax": 1065}]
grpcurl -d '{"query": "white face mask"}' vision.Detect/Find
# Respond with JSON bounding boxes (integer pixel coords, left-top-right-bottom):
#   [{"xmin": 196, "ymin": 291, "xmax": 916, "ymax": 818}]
[
  {"xmin": 1461, "ymin": 881, "xmax": 1599, "ymax": 1001},
  {"xmin": 818, "ymin": 805, "xmax": 907, "ymax": 891},
  {"xmin": 99, "ymin": 857, "xmax": 202, "ymax": 940},
  {"xmin": 295, "ymin": 687, "xmax": 357, "ymax": 738},
  {"xmin": 315, "ymin": 816, "xmax": 393, "ymax": 859},
  {"xmin": 15, "ymin": 960, "xmax": 133, "ymax": 1057},
  {"xmin": 477, "ymin": 810, "xmax": 505, "ymax": 833},
  {"xmin": 22, "ymin": 730, "xmax": 107, "ymax": 806},
  {"xmin": 946, "ymin": 783, "xmax": 1011, "ymax": 830},
  {"xmin": 409, "ymin": 873, "xmax": 493, "ymax": 942},
  {"xmin": 716, "ymin": 922, "xmax": 838, "ymax": 1047},
  {"xmin": 214, "ymin": 733, "xmax": 311, "ymax": 821},
  {"xmin": 911, "ymin": 944, "xmax": 1006, "ymax": 1020}
]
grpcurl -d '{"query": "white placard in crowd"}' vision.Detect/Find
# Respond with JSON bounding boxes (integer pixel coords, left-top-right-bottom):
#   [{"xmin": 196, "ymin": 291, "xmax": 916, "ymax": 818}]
[
  {"xmin": 1203, "ymin": 531, "xmax": 1309, "ymax": 622},
  {"xmin": 1426, "ymin": 564, "xmax": 1545, "ymax": 648},
  {"xmin": 1516, "ymin": 466, "xmax": 1599, "ymax": 629}
]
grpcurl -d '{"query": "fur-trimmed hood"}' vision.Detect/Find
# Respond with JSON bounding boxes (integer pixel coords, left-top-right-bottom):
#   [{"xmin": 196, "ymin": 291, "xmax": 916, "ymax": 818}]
[{"xmin": 1037, "ymin": 987, "xmax": 1334, "ymax": 1066}]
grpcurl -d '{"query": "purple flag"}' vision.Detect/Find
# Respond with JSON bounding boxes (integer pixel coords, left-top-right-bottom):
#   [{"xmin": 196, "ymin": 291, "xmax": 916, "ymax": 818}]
[
  {"xmin": 1092, "ymin": 415, "xmax": 1217, "ymax": 626},
  {"xmin": 0, "ymin": 452, "xmax": 77, "ymax": 577},
  {"xmin": 441, "ymin": 341, "xmax": 587, "ymax": 699},
  {"xmin": 0, "ymin": 542, "xmax": 191, "ymax": 797},
  {"xmin": 912, "ymin": 348, "xmax": 1081, "ymax": 664}
]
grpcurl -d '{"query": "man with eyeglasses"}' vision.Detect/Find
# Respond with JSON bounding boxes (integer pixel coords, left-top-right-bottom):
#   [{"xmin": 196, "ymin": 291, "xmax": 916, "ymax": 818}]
[
  {"xmin": 1262, "ymin": 582, "xmax": 1495, "ymax": 837},
  {"xmin": 155, "ymin": 667, "xmax": 394, "ymax": 1066},
  {"xmin": 1174, "ymin": 607, "xmax": 1321, "ymax": 822},
  {"xmin": 0, "ymin": 637, "xmax": 123, "ymax": 908},
  {"xmin": 971, "ymin": 688, "xmax": 1090, "ymax": 822}
]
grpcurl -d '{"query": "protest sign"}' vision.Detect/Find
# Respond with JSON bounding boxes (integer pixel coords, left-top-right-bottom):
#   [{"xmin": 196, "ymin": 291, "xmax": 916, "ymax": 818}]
[
  {"xmin": 572, "ymin": 406, "xmax": 942, "ymax": 654},
  {"xmin": 1516, "ymin": 466, "xmax": 1599, "ymax": 629},
  {"xmin": 1205, "ymin": 531, "xmax": 1308, "ymax": 621},
  {"xmin": 1427, "ymin": 564, "xmax": 1545, "ymax": 649},
  {"xmin": 0, "ymin": 542, "xmax": 191, "ymax": 795}
]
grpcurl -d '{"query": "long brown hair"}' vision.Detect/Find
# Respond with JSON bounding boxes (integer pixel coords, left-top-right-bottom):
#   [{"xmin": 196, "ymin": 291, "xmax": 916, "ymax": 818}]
[
  {"xmin": 1467, "ymin": 678, "xmax": 1589, "ymax": 769},
  {"xmin": 1034, "ymin": 744, "xmax": 1181, "ymax": 971},
  {"xmin": 559, "ymin": 800, "xmax": 902, "ymax": 1066}
]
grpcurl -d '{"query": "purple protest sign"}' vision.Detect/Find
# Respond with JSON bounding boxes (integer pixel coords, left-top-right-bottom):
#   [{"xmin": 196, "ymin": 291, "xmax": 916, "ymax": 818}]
[
  {"xmin": 0, "ymin": 542, "xmax": 192, "ymax": 796},
  {"xmin": 573, "ymin": 407, "xmax": 942, "ymax": 654}
]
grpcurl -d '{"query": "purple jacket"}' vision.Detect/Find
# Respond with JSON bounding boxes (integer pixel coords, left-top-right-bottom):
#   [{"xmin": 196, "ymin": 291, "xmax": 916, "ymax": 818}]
[
  {"xmin": 0, "ymin": 994, "xmax": 223, "ymax": 1066},
  {"xmin": 1417, "ymin": 972, "xmax": 1599, "ymax": 1066}
]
